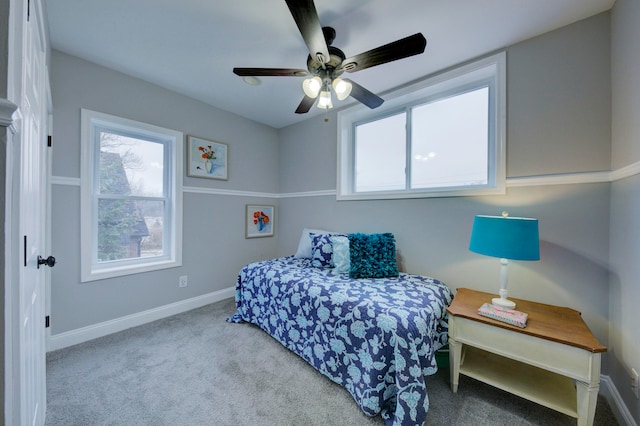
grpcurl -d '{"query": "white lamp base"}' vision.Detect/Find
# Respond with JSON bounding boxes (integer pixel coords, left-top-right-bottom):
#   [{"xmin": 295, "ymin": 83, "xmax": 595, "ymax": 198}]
[
  {"xmin": 492, "ymin": 259, "xmax": 517, "ymax": 309},
  {"xmin": 491, "ymin": 296, "xmax": 516, "ymax": 309}
]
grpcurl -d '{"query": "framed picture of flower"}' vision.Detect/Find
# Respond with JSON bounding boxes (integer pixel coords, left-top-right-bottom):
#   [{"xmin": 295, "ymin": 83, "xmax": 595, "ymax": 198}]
[
  {"xmin": 246, "ymin": 204, "xmax": 275, "ymax": 238},
  {"xmin": 187, "ymin": 135, "xmax": 228, "ymax": 180}
]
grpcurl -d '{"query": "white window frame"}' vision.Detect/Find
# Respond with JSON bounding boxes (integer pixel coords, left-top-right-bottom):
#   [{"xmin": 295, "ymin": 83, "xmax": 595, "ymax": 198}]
[
  {"xmin": 337, "ymin": 52, "xmax": 506, "ymax": 200},
  {"xmin": 80, "ymin": 109, "xmax": 183, "ymax": 282}
]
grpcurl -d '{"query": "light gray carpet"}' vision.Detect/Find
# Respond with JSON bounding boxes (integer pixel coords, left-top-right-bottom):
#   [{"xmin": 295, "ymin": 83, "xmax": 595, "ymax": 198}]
[{"xmin": 46, "ymin": 298, "xmax": 619, "ymax": 425}]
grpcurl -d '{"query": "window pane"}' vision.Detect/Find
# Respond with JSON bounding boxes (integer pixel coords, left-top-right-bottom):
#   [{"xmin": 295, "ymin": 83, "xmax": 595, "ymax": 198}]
[
  {"xmin": 355, "ymin": 113, "xmax": 406, "ymax": 192},
  {"xmin": 97, "ymin": 199, "xmax": 165, "ymax": 262},
  {"xmin": 411, "ymin": 87, "xmax": 489, "ymax": 189},
  {"xmin": 138, "ymin": 200, "xmax": 165, "ymax": 258},
  {"xmin": 99, "ymin": 132, "xmax": 164, "ymax": 197}
]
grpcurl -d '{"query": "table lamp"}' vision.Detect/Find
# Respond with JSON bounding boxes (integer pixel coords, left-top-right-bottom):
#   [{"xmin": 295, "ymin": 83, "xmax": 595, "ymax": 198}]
[{"xmin": 469, "ymin": 212, "xmax": 540, "ymax": 309}]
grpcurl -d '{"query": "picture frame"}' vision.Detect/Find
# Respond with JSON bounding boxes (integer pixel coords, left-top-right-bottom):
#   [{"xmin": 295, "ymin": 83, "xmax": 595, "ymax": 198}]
[
  {"xmin": 245, "ymin": 204, "xmax": 275, "ymax": 238},
  {"xmin": 187, "ymin": 135, "xmax": 228, "ymax": 180}
]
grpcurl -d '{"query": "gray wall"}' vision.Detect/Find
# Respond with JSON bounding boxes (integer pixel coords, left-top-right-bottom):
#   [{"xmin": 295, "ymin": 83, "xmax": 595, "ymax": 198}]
[
  {"xmin": 506, "ymin": 13, "xmax": 611, "ymax": 176},
  {"xmin": 609, "ymin": 0, "xmax": 640, "ymax": 422},
  {"xmin": 50, "ymin": 51, "xmax": 280, "ymax": 333},
  {"xmin": 277, "ymin": 13, "xmax": 612, "ymax": 365}
]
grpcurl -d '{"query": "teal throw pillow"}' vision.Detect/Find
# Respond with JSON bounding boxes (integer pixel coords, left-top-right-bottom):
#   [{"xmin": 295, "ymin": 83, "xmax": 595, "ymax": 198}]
[{"xmin": 348, "ymin": 233, "xmax": 399, "ymax": 279}]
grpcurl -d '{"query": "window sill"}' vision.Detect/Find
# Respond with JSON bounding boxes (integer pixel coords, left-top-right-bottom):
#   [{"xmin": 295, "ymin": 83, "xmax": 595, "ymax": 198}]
[
  {"xmin": 337, "ymin": 185, "xmax": 506, "ymax": 201},
  {"xmin": 81, "ymin": 258, "xmax": 182, "ymax": 283}
]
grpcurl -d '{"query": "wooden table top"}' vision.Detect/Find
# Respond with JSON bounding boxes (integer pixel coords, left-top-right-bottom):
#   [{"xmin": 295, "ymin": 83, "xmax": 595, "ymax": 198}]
[{"xmin": 446, "ymin": 288, "xmax": 607, "ymax": 353}]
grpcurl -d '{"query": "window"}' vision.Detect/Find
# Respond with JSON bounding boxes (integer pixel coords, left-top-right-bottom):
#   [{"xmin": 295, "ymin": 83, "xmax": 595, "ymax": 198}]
[
  {"xmin": 80, "ymin": 109, "xmax": 183, "ymax": 282},
  {"xmin": 337, "ymin": 52, "xmax": 506, "ymax": 200}
]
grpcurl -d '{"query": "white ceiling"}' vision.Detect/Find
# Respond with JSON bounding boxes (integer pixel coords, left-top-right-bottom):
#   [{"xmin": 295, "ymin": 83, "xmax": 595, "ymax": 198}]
[{"xmin": 46, "ymin": 0, "xmax": 614, "ymax": 129}]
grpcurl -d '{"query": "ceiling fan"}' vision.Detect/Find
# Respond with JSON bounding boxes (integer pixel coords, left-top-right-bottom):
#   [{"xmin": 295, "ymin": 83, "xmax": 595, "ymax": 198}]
[{"xmin": 233, "ymin": 0, "xmax": 427, "ymax": 114}]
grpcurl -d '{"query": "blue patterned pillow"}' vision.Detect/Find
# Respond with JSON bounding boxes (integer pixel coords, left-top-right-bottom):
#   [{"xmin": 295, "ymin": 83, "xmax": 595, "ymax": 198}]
[
  {"xmin": 310, "ymin": 233, "xmax": 336, "ymax": 268},
  {"xmin": 330, "ymin": 235, "xmax": 350, "ymax": 274},
  {"xmin": 348, "ymin": 233, "xmax": 399, "ymax": 278},
  {"xmin": 294, "ymin": 228, "xmax": 329, "ymax": 258}
]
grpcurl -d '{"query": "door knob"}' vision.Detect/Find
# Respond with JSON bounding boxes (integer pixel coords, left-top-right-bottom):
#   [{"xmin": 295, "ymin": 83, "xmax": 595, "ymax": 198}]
[{"xmin": 37, "ymin": 255, "xmax": 56, "ymax": 269}]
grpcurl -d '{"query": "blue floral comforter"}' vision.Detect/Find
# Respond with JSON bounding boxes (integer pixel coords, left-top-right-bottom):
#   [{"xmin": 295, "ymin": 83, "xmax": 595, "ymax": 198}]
[{"xmin": 227, "ymin": 256, "xmax": 452, "ymax": 426}]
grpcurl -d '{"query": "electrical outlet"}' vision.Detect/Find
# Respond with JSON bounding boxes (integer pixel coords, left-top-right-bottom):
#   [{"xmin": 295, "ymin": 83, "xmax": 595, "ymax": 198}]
[
  {"xmin": 632, "ymin": 368, "xmax": 639, "ymax": 399},
  {"xmin": 178, "ymin": 275, "xmax": 188, "ymax": 288}
]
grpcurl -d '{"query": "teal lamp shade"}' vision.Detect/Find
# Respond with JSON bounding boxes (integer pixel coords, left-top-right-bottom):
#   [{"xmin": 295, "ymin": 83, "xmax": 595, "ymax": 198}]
[
  {"xmin": 469, "ymin": 214, "xmax": 540, "ymax": 309},
  {"xmin": 469, "ymin": 215, "xmax": 540, "ymax": 261}
]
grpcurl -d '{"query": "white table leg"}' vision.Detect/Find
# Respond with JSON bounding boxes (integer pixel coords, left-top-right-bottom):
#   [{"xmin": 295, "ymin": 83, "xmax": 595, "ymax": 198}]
[
  {"xmin": 576, "ymin": 379, "xmax": 599, "ymax": 426},
  {"xmin": 449, "ymin": 338, "xmax": 462, "ymax": 393}
]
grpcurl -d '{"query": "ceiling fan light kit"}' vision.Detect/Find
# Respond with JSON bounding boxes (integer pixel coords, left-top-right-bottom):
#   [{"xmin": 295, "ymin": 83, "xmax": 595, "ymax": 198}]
[
  {"xmin": 317, "ymin": 88, "xmax": 333, "ymax": 109},
  {"xmin": 301, "ymin": 75, "xmax": 350, "ymax": 109},
  {"xmin": 233, "ymin": 0, "xmax": 427, "ymax": 115},
  {"xmin": 302, "ymin": 76, "xmax": 322, "ymax": 98},
  {"xmin": 332, "ymin": 77, "xmax": 352, "ymax": 101}
]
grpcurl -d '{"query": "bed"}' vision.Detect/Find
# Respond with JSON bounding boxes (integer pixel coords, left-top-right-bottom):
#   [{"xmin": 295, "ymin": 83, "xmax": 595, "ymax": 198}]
[{"xmin": 227, "ymin": 232, "xmax": 452, "ymax": 426}]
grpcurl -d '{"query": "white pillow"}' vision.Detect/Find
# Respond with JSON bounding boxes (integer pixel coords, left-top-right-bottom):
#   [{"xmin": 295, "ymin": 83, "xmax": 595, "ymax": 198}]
[{"xmin": 294, "ymin": 228, "xmax": 329, "ymax": 258}]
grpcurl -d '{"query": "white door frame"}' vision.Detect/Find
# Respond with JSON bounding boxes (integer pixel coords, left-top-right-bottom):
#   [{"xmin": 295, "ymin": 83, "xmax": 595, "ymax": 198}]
[
  {"xmin": 4, "ymin": 0, "xmax": 51, "ymax": 424},
  {"xmin": 2, "ymin": 98, "xmax": 21, "ymax": 426}
]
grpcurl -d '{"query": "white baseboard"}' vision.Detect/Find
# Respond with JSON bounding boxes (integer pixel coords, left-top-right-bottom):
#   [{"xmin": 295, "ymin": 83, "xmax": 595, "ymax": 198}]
[
  {"xmin": 600, "ymin": 374, "xmax": 637, "ymax": 426},
  {"xmin": 47, "ymin": 287, "xmax": 235, "ymax": 352}
]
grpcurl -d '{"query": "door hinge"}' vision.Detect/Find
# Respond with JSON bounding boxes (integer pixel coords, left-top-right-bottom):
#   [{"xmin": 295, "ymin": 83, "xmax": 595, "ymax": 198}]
[
  {"xmin": 27, "ymin": 0, "xmax": 31, "ymax": 21},
  {"xmin": 23, "ymin": 235, "xmax": 27, "ymax": 267},
  {"xmin": 47, "ymin": 135, "xmax": 52, "ymax": 147},
  {"xmin": 45, "ymin": 316, "xmax": 50, "ymax": 328}
]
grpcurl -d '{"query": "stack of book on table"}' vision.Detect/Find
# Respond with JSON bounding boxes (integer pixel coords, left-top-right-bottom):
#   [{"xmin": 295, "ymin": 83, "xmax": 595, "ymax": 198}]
[{"xmin": 477, "ymin": 303, "xmax": 528, "ymax": 328}]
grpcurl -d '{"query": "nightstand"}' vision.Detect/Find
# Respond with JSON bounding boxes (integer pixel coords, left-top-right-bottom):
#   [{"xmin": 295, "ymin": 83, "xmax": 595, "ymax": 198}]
[{"xmin": 446, "ymin": 288, "xmax": 607, "ymax": 426}]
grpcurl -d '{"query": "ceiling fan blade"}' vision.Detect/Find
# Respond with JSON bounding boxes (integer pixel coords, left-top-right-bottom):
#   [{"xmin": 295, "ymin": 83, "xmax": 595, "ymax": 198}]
[
  {"xmin": 295, "ymin": 95, "xmax": 316, "ymax": 114},
  {"xmin": 285, "ymin": 0, "xmax": 330, "ymax": 64},
  {"xmin": 344, "ymin": 79, "xmax": 384, "ymax": 109},
  {"xmin": 340, "ymin": 33, "xmax": 427, "ymax": 73},
  {"xmin": 233, "ymin": 68, "xmax": 309, "ymax": 77}
]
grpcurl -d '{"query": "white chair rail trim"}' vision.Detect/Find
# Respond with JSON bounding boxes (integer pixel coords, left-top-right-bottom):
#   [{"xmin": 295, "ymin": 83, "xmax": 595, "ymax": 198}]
[{"xmin": 51, "ymin": 163, "xmax": 640, "ymax": 198}]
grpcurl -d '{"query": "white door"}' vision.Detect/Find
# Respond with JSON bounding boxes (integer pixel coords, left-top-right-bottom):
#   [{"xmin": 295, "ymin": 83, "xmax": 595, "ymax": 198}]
[{"xmin": 18, "ymin": 0, "xmax": 48, "ymax": 423}]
